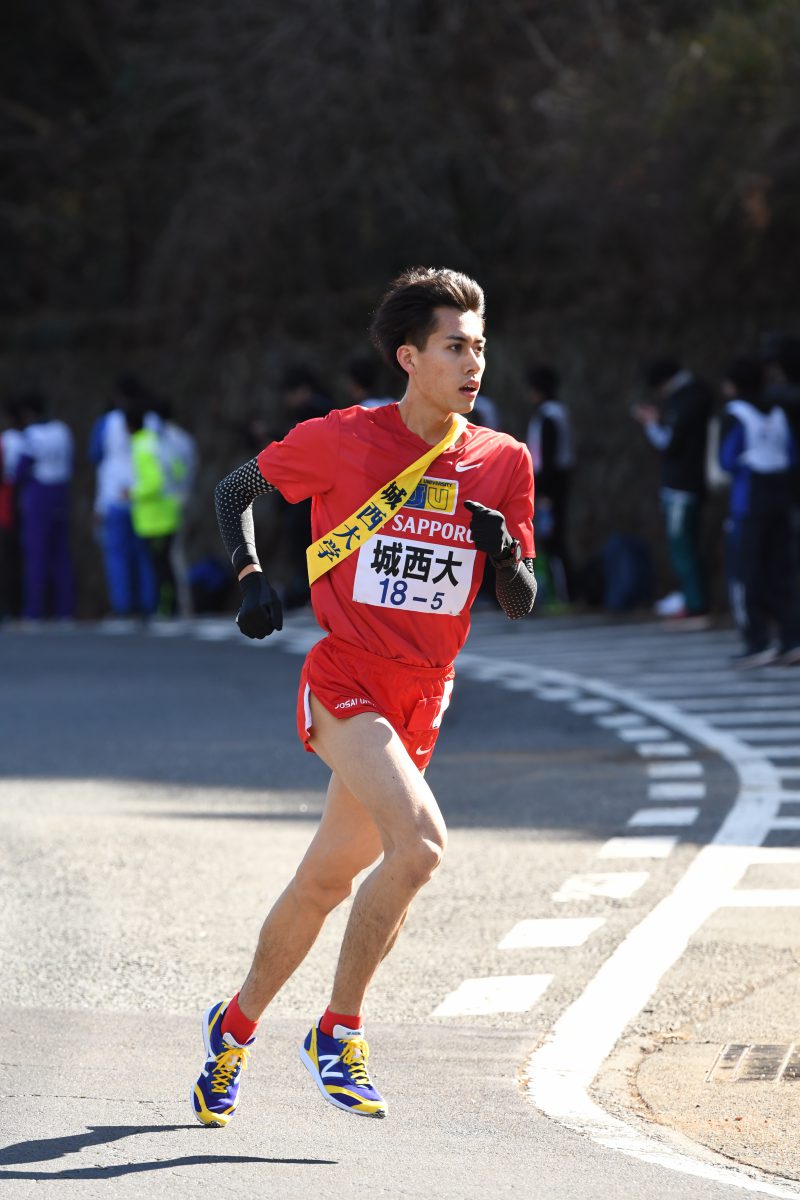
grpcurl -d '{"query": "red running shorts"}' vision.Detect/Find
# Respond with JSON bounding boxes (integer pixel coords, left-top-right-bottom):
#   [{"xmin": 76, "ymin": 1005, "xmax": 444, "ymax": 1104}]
[{"xmin": 296, "ymin": 635, "xmax": 454, "ymax": 770}]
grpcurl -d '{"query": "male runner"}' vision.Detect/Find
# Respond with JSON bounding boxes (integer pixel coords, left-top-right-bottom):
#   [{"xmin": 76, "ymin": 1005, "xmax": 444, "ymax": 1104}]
[{"xmin": 193, "ymin": 267, "xmax": 537, "ymax": 1126}]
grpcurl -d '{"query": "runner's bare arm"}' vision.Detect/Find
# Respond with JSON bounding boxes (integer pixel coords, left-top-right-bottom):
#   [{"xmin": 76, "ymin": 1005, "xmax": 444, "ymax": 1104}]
[
  {"xmin": 495, "ymin": 558, "xmax": 537, "ymax": 620},
  {"xmin": 214, "ymin": 457, "xmax": 275, "ymax": 575}
]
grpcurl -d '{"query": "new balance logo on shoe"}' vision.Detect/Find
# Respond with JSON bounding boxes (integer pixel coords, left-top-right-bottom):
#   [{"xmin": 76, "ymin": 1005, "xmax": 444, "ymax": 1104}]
[{"xmin": 318, "ymin": 1054, "xmax": 345, "ymax": 1080}]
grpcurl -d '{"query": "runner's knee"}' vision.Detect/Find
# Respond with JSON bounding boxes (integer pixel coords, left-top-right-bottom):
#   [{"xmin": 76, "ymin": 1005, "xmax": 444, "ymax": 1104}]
[
  {"xmin": 390, "ymin": 833, "xmax": 446, "ymax": 891},
  {"xmin": 291, "ymin": 864, "xmax": 355, "ymax": 915}
]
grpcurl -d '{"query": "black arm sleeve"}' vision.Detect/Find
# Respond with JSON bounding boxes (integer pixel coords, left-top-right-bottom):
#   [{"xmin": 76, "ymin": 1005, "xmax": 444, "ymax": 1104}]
[
  {"xmin": 214, "ymin": 457, "xmax": 275, "ymax": 575},
  {"xmin": 495, "ymin": 557, "xmax": 537, "ymax": 620}
]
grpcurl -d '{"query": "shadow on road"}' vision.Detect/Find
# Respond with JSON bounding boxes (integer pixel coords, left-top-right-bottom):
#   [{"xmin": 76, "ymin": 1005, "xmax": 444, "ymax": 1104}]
[
  {"xmin": 0, "ymin": 1123, "xmax": 337, "ymax": 1178},
  {"xmin": 0, "ymin": 629, "xmax": 741, "ymax": 838}
]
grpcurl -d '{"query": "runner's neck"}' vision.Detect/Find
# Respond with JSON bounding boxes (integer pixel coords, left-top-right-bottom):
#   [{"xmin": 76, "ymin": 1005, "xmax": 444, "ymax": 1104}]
[{"xmin": 396, "ymin": 398, "xmax": 461, "ymax": 447}]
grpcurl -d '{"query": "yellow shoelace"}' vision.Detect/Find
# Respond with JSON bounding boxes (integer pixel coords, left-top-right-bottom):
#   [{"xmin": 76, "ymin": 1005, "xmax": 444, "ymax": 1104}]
[
  {"xmin": 211, "ymin": 1045, "xmax": 250, "ymax": 1094},
  {"xmin": 341, "ymin": 1037, "xmax": 372, "ymax": 1088}
]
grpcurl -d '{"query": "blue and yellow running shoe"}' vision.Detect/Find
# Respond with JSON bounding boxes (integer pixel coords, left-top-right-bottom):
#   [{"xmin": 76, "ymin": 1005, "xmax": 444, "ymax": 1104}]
[
  {"xmin": 300, "ymin": 1021, "xmax": 387, "ymax": 1118},
  {"xmin": 191, "ymin": 1000, "xmax": 254, "ymax": 1127}
]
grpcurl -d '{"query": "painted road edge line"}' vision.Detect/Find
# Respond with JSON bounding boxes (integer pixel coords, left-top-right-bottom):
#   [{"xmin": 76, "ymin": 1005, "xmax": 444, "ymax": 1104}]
[{"xmin": 512, "ymin": 664, "xmax": 800, "ymax": 1199}]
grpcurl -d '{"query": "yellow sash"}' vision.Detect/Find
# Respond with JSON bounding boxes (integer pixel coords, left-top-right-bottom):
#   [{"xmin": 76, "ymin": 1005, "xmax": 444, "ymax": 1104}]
[{"xmin": 306, "ymin": 414, "xmax": 467, "ymax": 585}]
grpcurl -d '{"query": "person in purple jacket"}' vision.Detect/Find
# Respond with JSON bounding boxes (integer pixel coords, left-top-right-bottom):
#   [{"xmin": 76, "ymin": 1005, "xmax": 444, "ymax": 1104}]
[
  {"xmin": 14, "ymin": 391, "xmax": 75, "ymax": 622},
  {"xmin": 719, "ymin": 356, "xmax": 800, "ymax": 668}
]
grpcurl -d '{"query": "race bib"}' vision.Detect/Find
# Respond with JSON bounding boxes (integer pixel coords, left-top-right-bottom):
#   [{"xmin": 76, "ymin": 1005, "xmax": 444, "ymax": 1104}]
[{"xmin": 352, "ymin": 534, "xmax": 476, "ymax": 616}]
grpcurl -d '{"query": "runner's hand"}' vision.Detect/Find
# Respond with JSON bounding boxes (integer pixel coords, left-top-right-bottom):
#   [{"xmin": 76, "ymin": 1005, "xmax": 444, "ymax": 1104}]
[
  {"xmin": 463, "ymin": 500, "xmax": 514, "ymax": 560},
  {"xmin": 236, "ymin": 572, "xmax": 283, "ymax": 639}
]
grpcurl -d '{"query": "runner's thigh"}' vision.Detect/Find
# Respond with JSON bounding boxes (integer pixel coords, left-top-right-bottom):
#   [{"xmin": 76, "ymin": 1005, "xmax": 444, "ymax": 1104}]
[
  {"xmin": 307, "ymin": 692, "xmax": 446, "ymax": 853},
  {"xmin": 296, "ymin": 772, "xmax": 384, "ymax": 887}
]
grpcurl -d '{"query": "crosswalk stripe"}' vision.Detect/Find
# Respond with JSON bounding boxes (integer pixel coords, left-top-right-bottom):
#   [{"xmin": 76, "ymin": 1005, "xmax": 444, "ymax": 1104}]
[
  {"xmin": 627, "ymin": 807, "xmax": 699, "ymax": 827},
  {"xmin": 723, "ymin": 889, "xmax": 800, "ymax": 907},
  {"xmin": 648, "ymin": 781, "xmax": 706, "ymax": 800},
  {"xmin": 552, "ymin": 872, "xmax": 649, "ymax": 902},
  {"xmin": 616, "ymin": 726, "xmax": 671, "ymax": 742},
  {"xmin": 498, "ymin": 918, "xmax": 605, "ymax": 948},
  {"xmin": 432, "ymin": 975, "xmax": 553, "ymax": 1017},
  {"xmin": 597, "ymin": 835, "xmax": 678, "ymax": 859},
  {"xmin": 596, "ymin": 713, "xmax": 646, "ymax": 728},
  {"xmin": 634, "ymin": 742, "xmax": 690, "ymax": 757},
  {"xmin": 682, "ymin": 711, "xmax": 800, "ymax": 725},
  {"xmin": 646, "ymin": 762, "xmax": 703, "ymax": 778}
]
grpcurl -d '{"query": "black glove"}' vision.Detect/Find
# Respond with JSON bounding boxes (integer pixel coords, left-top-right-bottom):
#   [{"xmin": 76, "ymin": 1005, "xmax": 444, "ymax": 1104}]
[
  {"xmin": 464, "ymin": 500, "xmax": 515, "ymax": 561},
  {"xmin": 236, "ymin": 572, "xmax": 283, "ymax": 639}
]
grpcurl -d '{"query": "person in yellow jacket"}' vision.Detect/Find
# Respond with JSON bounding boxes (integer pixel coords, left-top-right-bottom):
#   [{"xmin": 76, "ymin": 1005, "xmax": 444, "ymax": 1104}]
[{"xmin": 126, "ymin": 408, "xmax": 182, "ymax": 616}]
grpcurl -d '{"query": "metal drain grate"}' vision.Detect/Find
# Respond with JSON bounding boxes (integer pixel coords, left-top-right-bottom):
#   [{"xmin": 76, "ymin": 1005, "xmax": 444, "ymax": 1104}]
[{"xmin": 707, "ymin": 1043, "xmax": 800, "ymax": 1083}]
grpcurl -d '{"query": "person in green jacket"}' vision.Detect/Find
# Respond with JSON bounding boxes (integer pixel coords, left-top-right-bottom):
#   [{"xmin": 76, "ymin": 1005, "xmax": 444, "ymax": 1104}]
[{"xmin": 126, "ymin": 408, "xmax": 182, "ymax": 616}]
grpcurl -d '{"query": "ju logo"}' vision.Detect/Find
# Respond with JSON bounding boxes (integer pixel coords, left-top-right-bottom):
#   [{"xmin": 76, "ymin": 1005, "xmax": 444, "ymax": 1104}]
[{"xmin": 404, "ymin": 476, "xmax": 457, "ymax": 514}]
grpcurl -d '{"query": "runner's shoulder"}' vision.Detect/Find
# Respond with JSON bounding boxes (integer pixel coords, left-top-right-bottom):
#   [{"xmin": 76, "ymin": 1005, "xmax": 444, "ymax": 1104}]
[
  {"xmin": 467, "ymin": 423, "xmax": 531, "ymax": 461},
  {"xmin": 337, "ymin": 401, "xmax": 398, "ymax": 431}
]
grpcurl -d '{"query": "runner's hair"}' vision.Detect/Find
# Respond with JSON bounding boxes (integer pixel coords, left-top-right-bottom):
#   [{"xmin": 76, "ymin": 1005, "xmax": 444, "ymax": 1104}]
[{"xmin": 369, "ymin": 267, "xmax": 485, "ymax": 374}]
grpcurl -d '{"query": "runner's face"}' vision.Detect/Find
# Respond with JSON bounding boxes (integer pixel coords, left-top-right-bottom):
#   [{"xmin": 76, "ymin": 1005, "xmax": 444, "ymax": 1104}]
[{"xmin": 401, "ymin": 308, "xmax": 486, "ymax": 415}]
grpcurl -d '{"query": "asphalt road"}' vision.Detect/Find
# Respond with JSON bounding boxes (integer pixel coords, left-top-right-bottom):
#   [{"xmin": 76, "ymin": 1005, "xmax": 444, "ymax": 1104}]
[{"xmin": 2, "ymin": 613, "xmax": 800, "ymax": 1199}]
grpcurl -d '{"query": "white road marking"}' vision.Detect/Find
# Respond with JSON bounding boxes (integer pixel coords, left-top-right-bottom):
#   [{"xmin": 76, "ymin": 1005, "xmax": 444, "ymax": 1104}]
[
  {"xmin": 569, "ymin": 699, "xmax": 615, "ymax": 715},
  {"xmin": 616, "ymin": 726, "xmax": 671, "ymax": 742},
  {"xmin": 504, "ymin": 677, "xmax": 539, "ymax": 691},
  {"xmin": 534, "ymin": 687, "xmax": 581, "ymax": 702},
  {"xmin": 520, "ymin": 663, "xmax": 800, "ymax": 1198},
  {"xmin": 677, "ymin": 696, "xmax": 800, "ymax": 711},
  {"xmin": 681, "ymin": 710, "xmax": 800, "ymax": 724},
  {"xmin": 596, "ymin": 713, "xmax": 645, "ymax": 728},
  {"xmin": 635, "ymin": 741, "xmax": 690, "ymax": 757},
  {"xmin": 597, "ymin": 836, "xmax": 678, "ymax": 859},
  {"xmin": 723, "ymin": 889, "xmax": 800, "ymax": 907},
  {"xmin": 498, "ymin": 918, "xmax": 605, "ymax": 948},
  {"xmin": 432, "ymin": 974, "xmax": 552, "ymax": 1017},
  {"xmin": 747, "ymin": 846, "xmax": 800, "ymax": 863},
  {"xmin": 733, "ymin": 727, "xmax": 800, "ymax": 742},
  {"xmin": 648, "ymin": 781, "xmax": 706, "ymax": 801},
  {"xmin": 627, "ymin": 807, "xmax": 699, "ymax": 827},
  {"xmin": 646, "ymin": 761, "xmax": 703, "ymax": 778},
  {"xmin": 552, "ymin": 872, "xmax": 649, "ymax": 902},
  {"xmin": 631, "ymin": 671, "xmax": 739, "ymax": 686}
]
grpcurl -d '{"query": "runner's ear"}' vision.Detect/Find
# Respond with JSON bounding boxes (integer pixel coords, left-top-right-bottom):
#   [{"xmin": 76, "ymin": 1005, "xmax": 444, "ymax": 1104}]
[{"xmin": 396, "ymin": 344, "xmax": 416, "ymax": 376}]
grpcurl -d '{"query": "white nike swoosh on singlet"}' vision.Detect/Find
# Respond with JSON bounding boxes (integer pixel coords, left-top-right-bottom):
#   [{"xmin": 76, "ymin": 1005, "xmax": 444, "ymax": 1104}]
[
  {"xmin": 454, "ymin": 461, "xmax": 482, "ymax": 472},
  {"xmin": 415, "ymin": 746, "xmax": 435, "ymax": 756}
]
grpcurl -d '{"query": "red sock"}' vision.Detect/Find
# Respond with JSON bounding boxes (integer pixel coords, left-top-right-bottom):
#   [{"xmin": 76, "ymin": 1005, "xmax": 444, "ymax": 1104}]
[
  {"xmin": 320, "ymin": 1006, "xmax": 362, "ymax": 1037},
  {"xmin": 221, "ymin": 992, "xmax": 259, "ymax": 1044}
]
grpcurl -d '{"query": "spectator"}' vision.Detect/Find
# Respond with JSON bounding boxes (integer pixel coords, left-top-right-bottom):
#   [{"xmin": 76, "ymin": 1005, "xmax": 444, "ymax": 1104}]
[
  {"xmin": 720, "ymin": 355, "xmax": 800, "ymax": 667},
  {"xmin": 89, "ymin": 375, "xmax": 157, "ymax": 618},
  {"xmin": 0, "ymin": 400, "xmax": 24, "ymax": 619},
  {"xmin": 633, "ymin": 358, "xmax": 713, "ymax": 628},
  {"xmin": 125, "ymin": 406, "xmax": 182, "ymax": 617},
  {"xmin": 761, "ymin": 333, "xmax": 800, "ymax": 568},
  {"xmin": 525, "ymin": 363, "xmax": 575, "ymax": 603},
  {"xmin": 14, "ymin": 391, "xmax": 75, "ymax": 622},
  {"xmin": 149, "ymin": 398, "xmax": 198, "ymax": 616}
]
